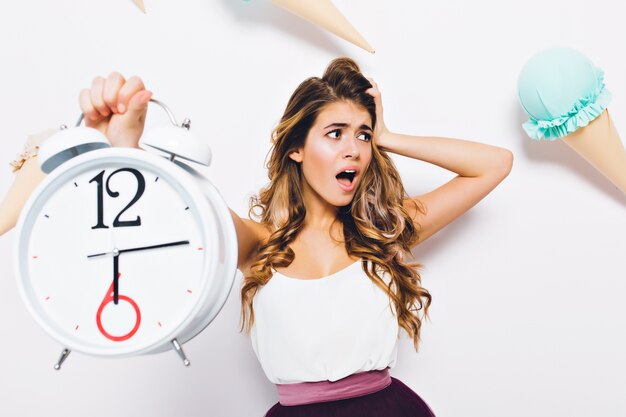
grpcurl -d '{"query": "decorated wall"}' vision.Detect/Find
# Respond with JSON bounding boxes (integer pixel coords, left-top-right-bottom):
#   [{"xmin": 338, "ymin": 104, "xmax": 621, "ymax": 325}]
[{"xmin": 0, "ymin": 1, "xmax": 624, "ymax": 416}]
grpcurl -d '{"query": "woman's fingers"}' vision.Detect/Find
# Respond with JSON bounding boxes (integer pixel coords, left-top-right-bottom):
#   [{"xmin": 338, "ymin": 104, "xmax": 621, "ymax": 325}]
[
  {"xmin": 78, "ymin": 73, "xmax": 149, "ymax": 145},
  {"xmin": 106, "ymin": 89, "xmax": 151, "ymax": 148},
  {"xmin": 103, "ymin": 72, "xmax": 125, "ymax": 115},
  {"xmin": 365, "ymin": 77, "xmax": 383, "ymax": 114},
  {"xmin": 80, "ymin": 73, "xmax": 147, "ymax": 121},
  {"xmin": 365, "ymin": 77, "xmax": 381, "ymax": 99},
  {"xmin": 365, "ymin": 77, "xmax": 388, "ymax": 139},
  {"xmin": 108, "ymin": 90, "xmax": 152, "ymax": 148},
  {"xmin": 79, "ymin": 88, "xmax": 104, "ymax": 126},
  {"xmin": 89, "ymin": 76, "xmax": 110, "ymax": 118},
  {"xmin": 127, "ymin": 90, "xmax": 152, "ymax": 113},
  {"xmin": 118, "ymin": 90, "xmax": 152, "ymax": 131},
  {"xmin": 117, "ymin": 76, "xmax": 146, "ymax": 114}
]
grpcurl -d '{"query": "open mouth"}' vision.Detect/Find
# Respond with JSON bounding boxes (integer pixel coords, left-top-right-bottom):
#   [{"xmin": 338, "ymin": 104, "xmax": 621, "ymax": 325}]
[{"xmin": 335, "ymin": 169, "xmax": 357, "ymax": 190}]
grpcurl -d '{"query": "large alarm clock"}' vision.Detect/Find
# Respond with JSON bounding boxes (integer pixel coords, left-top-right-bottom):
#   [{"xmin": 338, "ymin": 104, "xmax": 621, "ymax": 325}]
[{"xmin": 13, "ymin": 100, "xmax": 238, "ymax": 369}]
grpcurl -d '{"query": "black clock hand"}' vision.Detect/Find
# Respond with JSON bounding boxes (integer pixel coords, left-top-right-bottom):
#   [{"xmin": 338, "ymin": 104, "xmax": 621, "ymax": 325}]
[
  {"xmin": 118, "ymin": 240, "xmax": 190, "ymax": 255},
  {"xmin": 113, "ymin": 253, "xmax": 119, "ymax": 305},
  {"xmin": 87, "ymin": 240, "xmax": 190, "ymax": 258}
]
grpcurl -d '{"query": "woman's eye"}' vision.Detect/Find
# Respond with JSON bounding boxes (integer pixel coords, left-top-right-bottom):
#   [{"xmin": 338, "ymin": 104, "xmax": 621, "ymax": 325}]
[
  {"xmin": 357, "ymin": 132, "xmax": 372, "ymax": 141},
  {"xmin": 327, "ymin": 129, "xmax": 341, "ymax": 139}
]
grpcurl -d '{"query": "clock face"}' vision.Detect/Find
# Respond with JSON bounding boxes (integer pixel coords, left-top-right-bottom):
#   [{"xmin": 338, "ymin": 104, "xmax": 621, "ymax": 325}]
[{"xmin": 17, "ymin": 151, "xmax": 217, "ymax": 355}]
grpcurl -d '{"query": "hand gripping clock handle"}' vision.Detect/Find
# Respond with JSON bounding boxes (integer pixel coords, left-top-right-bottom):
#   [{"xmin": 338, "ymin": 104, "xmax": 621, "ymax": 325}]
[{"xmin": 75, "ymin": 98, "xmax": 183, "ymax": 128}]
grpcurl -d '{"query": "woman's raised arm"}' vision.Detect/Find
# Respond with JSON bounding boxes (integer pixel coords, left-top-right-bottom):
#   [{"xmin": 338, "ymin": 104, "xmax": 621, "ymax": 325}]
[
  {"xmin": 367, "ymin": 79, "xmax": 513, "ymax": 245},
  {"xmin": 381, "ymin": 132, "xmax": 512, "ymax": 244}
]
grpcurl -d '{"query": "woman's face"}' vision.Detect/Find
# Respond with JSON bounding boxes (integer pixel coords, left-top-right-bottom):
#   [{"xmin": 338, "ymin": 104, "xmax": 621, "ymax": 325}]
[{"xmin": 289, "ymin": 100, "xmax": 373, "ymax": 208}]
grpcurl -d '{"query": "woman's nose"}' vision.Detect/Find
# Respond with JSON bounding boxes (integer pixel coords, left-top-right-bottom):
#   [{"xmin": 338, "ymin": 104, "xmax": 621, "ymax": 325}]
[{"xmin": 342, "ymin": 137, "xmax": 360, "ymax": 159}]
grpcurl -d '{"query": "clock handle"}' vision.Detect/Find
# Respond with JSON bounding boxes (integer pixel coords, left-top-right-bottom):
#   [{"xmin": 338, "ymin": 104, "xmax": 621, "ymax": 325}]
[
  {"xmin": 74, "ymin": 98, "xmax": 180, "ymax": 127},
  {"xmin": 147, "ymin": 98, "xmax": 182, "ymax": 127},
  {"xmin": 53, "ymin": 348, "xmax": 71, "ymax": 371},
  {"xmin": 140, "ymin": 99, "xmax": 212, "ymax": 166},
  {"xmin": 171, "ymin": 339, "xmax": 191, "ymax": 367}
]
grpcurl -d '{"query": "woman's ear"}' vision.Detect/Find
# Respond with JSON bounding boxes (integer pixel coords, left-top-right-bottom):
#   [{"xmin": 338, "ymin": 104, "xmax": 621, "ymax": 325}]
[{"xmin": 289, "ymin": 148, "xmax": 303, "ymax": 163}]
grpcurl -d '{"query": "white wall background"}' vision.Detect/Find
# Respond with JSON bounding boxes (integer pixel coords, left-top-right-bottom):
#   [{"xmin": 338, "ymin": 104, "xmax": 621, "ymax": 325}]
[{"xmin": 1, "ymin": 0, "xmax": 624, "ymax": 416}]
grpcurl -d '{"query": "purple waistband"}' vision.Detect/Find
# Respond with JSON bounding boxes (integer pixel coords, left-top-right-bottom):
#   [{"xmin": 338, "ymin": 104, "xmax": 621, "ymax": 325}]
[{"xmin": 275, "ymin": 369, "xmax": 392, "ymax": 406}]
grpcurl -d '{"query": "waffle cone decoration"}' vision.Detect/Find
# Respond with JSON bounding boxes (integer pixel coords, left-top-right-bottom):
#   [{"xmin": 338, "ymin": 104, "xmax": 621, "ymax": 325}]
[
  {"xmin": 271, "ymin": 0, "xmax": 374, "ymax": 53},
  {"xmin": 518, "ymin": 47, "xmax": 626, "ymax": 194},
  {"xmin": 133, "ymin": 0, "xmax": 146, "ymax": 13},
  {"xmin": 562, "ymin": 110, "xmax": 626, "ymax": 193}
]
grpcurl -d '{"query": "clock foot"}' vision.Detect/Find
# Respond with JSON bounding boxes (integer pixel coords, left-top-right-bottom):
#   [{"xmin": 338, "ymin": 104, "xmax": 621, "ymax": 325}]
[
  {"xmin": 171, "ymin": 338, "xmax": 190, "ymax": 367},
  {"xmin": 53, "ymin": 348, "xmax": 71, "ymax": 370}
]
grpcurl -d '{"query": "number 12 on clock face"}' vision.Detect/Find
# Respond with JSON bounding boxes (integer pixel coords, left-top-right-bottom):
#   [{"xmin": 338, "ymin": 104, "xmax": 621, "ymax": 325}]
[{"xmin": 18, "ymin": 156, "xmax": 211, "ymax": 354}]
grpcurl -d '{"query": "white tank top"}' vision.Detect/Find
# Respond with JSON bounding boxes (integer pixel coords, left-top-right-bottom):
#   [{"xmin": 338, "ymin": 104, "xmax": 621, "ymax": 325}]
[{"xmin": 250, "ymin": 260, "xmax": 399, "ymax": 384}]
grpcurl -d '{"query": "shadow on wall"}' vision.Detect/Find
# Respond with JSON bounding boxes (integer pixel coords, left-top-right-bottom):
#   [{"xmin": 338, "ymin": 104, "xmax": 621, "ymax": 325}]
[
  {"xmin": 219, "ymin": 0, "xmax": 350, "ymax": 57},
  {"xmin": 513, "ymin": 100, "xmax": 625, "ymax": 207}
]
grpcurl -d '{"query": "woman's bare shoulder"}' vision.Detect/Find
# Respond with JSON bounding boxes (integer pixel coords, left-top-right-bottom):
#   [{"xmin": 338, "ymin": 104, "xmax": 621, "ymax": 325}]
[
  {"xmin": 230, "ymin": 210, "xmax": 271, "ymax": 269},
  {"xmin": 241, "ymin": 216, "xmax": 272, "ymax": 240}
]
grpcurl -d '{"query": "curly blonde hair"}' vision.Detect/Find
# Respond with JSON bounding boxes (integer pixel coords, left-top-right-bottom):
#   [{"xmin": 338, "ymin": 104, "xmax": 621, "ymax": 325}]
[{"xmin": 240, "ymin": 58, "xmax": 431, "ymax": 349}]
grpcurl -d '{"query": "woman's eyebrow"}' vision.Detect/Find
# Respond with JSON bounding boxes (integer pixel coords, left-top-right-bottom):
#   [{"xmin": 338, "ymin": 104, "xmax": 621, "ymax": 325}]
[
  {"xmin": 323, "ymin": 122, "xmax": 372, "ymax": 131},
  {"xmin": 323, "ymin": 122, "xmax": 349, "ymax": 129}
]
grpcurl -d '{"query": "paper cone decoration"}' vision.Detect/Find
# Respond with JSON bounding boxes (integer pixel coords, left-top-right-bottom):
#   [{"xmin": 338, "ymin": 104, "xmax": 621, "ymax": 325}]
[
  {"xmin": 133, "ymin": 0, "xmax": 146, "ymax": 13},
  {"xmin": 271, "ymin": 0, "xmax": 374, "ymax": 53},
  {"xmin": 518, "ymin": 47, "xmax": 626, "ymax": 194}
]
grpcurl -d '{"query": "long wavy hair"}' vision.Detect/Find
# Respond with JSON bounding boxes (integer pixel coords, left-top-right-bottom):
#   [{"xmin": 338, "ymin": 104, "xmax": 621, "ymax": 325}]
[{"xmin": 240, "ymin": 58, "xmax": 431, "ymax": 349}]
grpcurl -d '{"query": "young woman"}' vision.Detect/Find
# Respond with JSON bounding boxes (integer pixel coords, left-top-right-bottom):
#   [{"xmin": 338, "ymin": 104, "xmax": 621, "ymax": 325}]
[{"xmin": 3, "ymin": 58, "xmax": 512, "ymax": 416}]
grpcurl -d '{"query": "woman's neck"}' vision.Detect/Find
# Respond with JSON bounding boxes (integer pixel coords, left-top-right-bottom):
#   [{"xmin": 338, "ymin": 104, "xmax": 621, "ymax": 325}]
[{"xmin": 301, "ymin": 186, "xmax": 340, "ymax": 233}]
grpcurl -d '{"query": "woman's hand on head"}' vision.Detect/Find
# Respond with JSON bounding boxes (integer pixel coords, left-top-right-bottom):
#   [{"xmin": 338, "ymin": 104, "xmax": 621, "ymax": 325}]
[
  {"xmin": 365, "ymin": 78, "xmax": 390, "ymax": 144},
  {"xmin": 79, "ymin": 72, "xmax": 152, "ymax": 148}
]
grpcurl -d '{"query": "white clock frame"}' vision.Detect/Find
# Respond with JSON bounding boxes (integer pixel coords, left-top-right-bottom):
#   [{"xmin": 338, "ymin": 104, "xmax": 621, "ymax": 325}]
[{"xmin": 13, "ymin": 100, "xmax": 238, "ymax": 369}]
